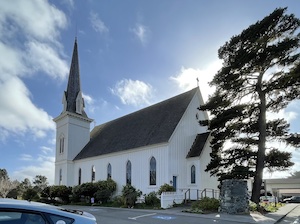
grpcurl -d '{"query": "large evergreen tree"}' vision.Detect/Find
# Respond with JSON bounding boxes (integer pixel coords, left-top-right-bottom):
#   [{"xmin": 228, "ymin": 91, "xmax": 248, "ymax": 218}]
[{"xmin": 199, "ymin": 8, "xmax": 300, "ymax": 204}]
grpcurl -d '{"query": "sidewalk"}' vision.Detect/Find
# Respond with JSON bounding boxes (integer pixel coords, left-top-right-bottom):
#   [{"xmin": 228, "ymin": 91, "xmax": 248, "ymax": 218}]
[{"xmin": 160, "ymin": 203, "xmax": 300, "ymax": 223}]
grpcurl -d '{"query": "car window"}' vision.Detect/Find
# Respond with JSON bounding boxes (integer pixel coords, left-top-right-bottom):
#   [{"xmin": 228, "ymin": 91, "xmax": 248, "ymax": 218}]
[
  {"xmin": 0, "ymin": 211, "xmax": 45, "ymax": 224},
  {"xmin": 47, "ymin": 214, "xmax": 73, "ymax": 224},
  {"xmin": 23, "ymin": 213, "xmax": 46, "ymax": 224},
  {"xmin": 0, "ymin": 211, "xmax": 22, "ymax": 222}
]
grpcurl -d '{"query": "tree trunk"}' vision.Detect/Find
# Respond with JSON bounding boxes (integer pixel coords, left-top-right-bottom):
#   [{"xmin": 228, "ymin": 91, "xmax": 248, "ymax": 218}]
[{"xmin": 251, "ymin": 74, "xmax": 267, "ymax": 204}]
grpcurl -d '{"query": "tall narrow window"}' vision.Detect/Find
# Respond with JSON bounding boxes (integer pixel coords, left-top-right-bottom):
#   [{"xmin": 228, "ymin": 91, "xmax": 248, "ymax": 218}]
[
  {"xmin": 150, "ymin": 157, "xmax": 156, "ymax": 185},
  {"xmin": 59, "ymin": 169, "xmax": 62, "ymax": 185},
  {"xmin": 59, "ymin": 136, "xmax": 64, "ymax": 154},
  {"xmin": 78, "ymin": 168, "xmax": 81, "ymax": 185},
  {"xmin": 107, "ymin": 163, "xmax": 112, "ymax": 180},
  {"xmin": 126, "ymin": 160, "xmax": 131, "ymax": 185},
  {"xmin": 91, "ymin": 166, "xmax": 95, "ymax": 182},
  {"xmin": 191, "ymin": 165, "xmax": 196, "ymax": 184}
]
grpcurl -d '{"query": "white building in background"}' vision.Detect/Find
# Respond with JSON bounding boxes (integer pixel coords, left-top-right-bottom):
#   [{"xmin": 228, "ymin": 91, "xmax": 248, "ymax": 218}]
[{"xmin": 53, "ymin": 39, "xmax": 219, "ymax": 198}]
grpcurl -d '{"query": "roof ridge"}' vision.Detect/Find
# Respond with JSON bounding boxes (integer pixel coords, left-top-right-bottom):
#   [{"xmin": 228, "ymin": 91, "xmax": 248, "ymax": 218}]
[{"xmin": 95, "ymin": 87, "xmax": 199, "ymax": 128}]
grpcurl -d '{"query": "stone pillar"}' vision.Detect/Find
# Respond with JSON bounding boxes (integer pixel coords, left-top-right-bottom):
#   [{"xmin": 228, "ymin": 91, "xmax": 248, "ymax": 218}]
[{"xmin": 219, "ymin": 179, "xmax": 249, "ymax": 214}]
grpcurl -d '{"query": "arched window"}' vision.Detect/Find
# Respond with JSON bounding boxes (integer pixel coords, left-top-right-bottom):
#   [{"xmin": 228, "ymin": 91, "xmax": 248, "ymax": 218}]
[
  {"xmin": 150, "ymin": 157, "xmax": 156, "ymax": 185},
  {"xmin": 191, "ymin": 165, "xmax": 196, "ymax": 184},
  {"xmin": 91, "ymin": 165, "xmax": 96, "ymax": 182},
  {"xmin": 126, "ymin": 160, "xmax": 131, "ymax": 185},
  {"xmin": 59, "ymin": 135, "xmax": 64, "ymax": 154},
  {"xmin": 107, "ymin": 163, "xmax": 112, "ymax": 180},
  {"xmin": 59, "ymin": 169, "xmax": 62, "ymax": 185},
  {"xmin": 78, "ymin": 168, "xmax": 81, "ymax": 185}
]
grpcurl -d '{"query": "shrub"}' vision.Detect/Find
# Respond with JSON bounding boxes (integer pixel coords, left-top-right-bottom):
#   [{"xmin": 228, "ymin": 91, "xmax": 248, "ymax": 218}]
[
  {"xmin": 50, "ymin": 185, "xmax": 72, "ymax": 204},
  {"xmin": 144, "ymin": 191, "xmax": 160, "ymax": 206},
  {"xmin": 121, "ymin": 184, "xmax": 142, "ymax": 208},
  {"xmin": 191, "ymin": 197, "xmax": 220, "ymax": 212},
  {"xmin": 93, "ymin": 179, "xmax": 117, "ymax": 203},
  {"xmin": 94, "ymin": 189, "xmax": 112, "ymax": 203},
  {"xmin": 249, "ymin": 201, "xmax": 258, "ymax": 211},
  {"xmin": 22, "ymin": 188, "xmax": 39, "ymax": 201},
  {"xmin": 157, "ymin": 184, "xmax": 175, "ymax": 195},
  {"xmin": 111, "ymin": 195, "xmax": 124, "ymax": 207}
]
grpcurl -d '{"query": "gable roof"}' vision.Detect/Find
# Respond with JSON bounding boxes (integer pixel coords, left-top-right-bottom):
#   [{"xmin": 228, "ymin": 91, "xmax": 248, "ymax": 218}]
[
  {"xmin": 74, "ymin": 87, "xmax": 199, "ymax": 160},
  {"xmin": 186, "ymin": 132, "xmax": 210, "ymax": 158}
]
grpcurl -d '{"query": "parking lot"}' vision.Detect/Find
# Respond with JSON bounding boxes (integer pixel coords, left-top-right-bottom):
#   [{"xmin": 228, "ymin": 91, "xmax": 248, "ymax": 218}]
[{"xmin": 62, "ymin": 205, "xmax": 251, "ymax": 224}]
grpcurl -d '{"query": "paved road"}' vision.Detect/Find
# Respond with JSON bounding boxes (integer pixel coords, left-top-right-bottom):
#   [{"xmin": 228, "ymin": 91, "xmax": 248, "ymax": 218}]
[
  {"xmin": 277, "ymin": 204, "xmax": 300, "ymax": 224},
  {"xmin": 63, "ymin": 205, "xmax": 243, "ymax": 224}
]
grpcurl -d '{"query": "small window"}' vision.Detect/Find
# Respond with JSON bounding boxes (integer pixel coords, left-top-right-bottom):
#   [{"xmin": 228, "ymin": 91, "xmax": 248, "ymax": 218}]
[
  {"xmin": 107, "ymin": 163, "xmax": 112, "ymax": 180},
  {"xmin": 78, "ymin": 168, "xmax": 81, "ymax": 185},
  {"xmin": 91, "ymin": 165, "xmax": 96, "ymax": 182},
  {"xmin": 59, "ymin": 136, "xmax": 64, "ymax": 154},
  {"xmin": 150, "ymin": 157, "xmax": 156, "ymax": 185},
  {"xmin": 126, "ymin": 160, "xmax": 131, "ymax": 185},
  {"xmin": 59, "ymin": 169, "xmax": 62, "ymax": 185},
  {"xmin": 191, "ymin": 165, "xmax": 196, "ymax": 184}
]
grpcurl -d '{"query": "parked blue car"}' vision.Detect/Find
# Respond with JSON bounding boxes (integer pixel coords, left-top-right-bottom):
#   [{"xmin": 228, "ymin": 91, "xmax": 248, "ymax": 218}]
[{"xmin": 0, "ymin": 198, "xmax": 97, "ymax": 224}]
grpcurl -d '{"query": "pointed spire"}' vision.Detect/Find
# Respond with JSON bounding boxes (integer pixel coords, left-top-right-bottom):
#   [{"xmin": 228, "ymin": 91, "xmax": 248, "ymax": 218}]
[{"xmin": 64, "ymin": 38, "xmax": 87, "ymax": 117}]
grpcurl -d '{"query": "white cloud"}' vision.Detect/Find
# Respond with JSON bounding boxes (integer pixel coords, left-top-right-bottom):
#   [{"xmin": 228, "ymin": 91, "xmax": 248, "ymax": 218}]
[
  {"xmin": 41, "ymin": 146, "xmax": 53, "ymax": 154},
  {"xmin": 83, "ymin": 93, "xmax": 97, "ymax": 113},
  {"xmin": 170, "ymin": 60, "xmax": 222, "ymax": 102},
  {"xmin": 0, "ymin": 76, "xmax": 55, "ymax": 137},
  {"xmin": 26, "ymin": 41, "xmax": 69, "ymax": 80},
  {"xmin": 20, "ymin": 154, "xmax": 33, "ymax": 161},
  {"xmin": 89, "ymin": 11, "xmax": 109, "ymax": 34},
  {"xmin": 0, "ymin": 42, "xmax": 27, "ymax": 78},
  {"xmin": 0, "ymin": 0, "xmax": 68, "ymax": 141},
  {"xmin": 130, "ymin": 23, "xmax": 150, "ymax": 46},
  {"xmin": 0, "ymin": 0, "xmax": 67, "ymax": 42},
  {"xmin": 110, "ymin": 79, "xmax": 154, "ymax": 106},
  {"xmin": 13, "ymin": 155, "xmax": 55, "ymax": 184}
]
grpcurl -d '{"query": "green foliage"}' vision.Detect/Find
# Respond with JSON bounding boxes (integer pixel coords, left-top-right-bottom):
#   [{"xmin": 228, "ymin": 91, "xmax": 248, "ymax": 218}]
[
  {"xmin": 157, "ymin": 184, "xmax": 175, "ymax": 195},
  {"xmin": 287, "ymin": 170, "xmax": 300, "ymax": 179},
  {"xmin": 94, "ymin": 189, "xmax": 112, "ymax": 203},
  {"xmin": 40, "ymin": 186, "xmax": 50, "ymax": 199},
  {"xmin": 78, "ymin": 182, "xmax": 98, "ymax": 198},
  {"xmin": 49, "ymin": 185, "xmax": 72, "ymax": 204},
  {"xmin": 32, "ymin": 175, "xmax": 48, "ymax": 193},
  {"xmin": 70, "ymin": 179, "xmax": 117, "ymax": 204},
  {"xmin": 0, "ymin": 169, "xmax": 9, "ymax": 180},
  {"xmin": 121, "ymin": 184, "xmax": 142, "ymax": 208},
  {"xmin": 144, "ymin": 191, "xmax": 160, "ymax": 206},
  {"xmin": 261, "ymin": 202, "xmax": 283, "ymax": 212},
  {"xmin": 111, "ymin": 195, "xmax": 124, "ymax": 207},
  {"xmin": 22, "ymin": 188, "xmax": 39, "ymax": 201},
  {"xmin": 198, "ymin": 7, "xmax": 300, "ymax": 204},
  {"xmin": 191, "ymin": 197, "xmax": 220, "ymax": 212},
  {"xmin": 249, "ymin": 201, "xmax": 258, "ymax": 211}
]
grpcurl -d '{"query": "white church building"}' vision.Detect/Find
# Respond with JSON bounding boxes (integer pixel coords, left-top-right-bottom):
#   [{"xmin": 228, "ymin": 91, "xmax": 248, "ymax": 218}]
[{"xmin": 54, "ymin": 40, "xmax": 218, "ymax": 197}]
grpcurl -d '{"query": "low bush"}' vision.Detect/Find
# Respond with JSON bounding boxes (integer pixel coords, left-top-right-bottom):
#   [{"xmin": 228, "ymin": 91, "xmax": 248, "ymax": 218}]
[
  {"xmin": 157, "ymin": 184, "xmax": 175, "ymax": 195},
  {"xmin": 121, "ymin": 184, "xmax": 142, "ymax": 208},
  {"xmin": 144, "ymin": 192, "xmax": 160, "ymax": 206},
  {"xmin": 191, "ymin": 197, "xmax": 220, "ymax": 212}
]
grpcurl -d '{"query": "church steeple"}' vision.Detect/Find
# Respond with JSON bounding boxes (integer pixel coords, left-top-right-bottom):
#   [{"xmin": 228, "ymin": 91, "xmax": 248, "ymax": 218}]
[
  {"xmin": 54, "ymin": 38, "xmax": 93, "ymax": 186},
  {"xmin": 63, "ymin": 38, "xmax": 87, "ymax": 117}
]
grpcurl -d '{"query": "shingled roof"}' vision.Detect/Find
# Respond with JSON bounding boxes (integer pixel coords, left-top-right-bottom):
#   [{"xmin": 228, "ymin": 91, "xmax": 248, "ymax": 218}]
[
  {"xmin": 64, "ymin": 39, "xmax": 88, "ymax": 118},
  {"xmin": 186, "ymin": 132, "xmax": 210, "ymax": 158},
  {"xmin": 74, "ymin": 87, "xmax": 199, "ymax": 160}
]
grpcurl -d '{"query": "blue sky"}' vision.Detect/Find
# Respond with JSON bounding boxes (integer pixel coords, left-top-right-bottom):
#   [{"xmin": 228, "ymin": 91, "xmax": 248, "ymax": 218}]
[{"xmin": 0, "ymin": 0, "xmax": 299, "ymax": 185}]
